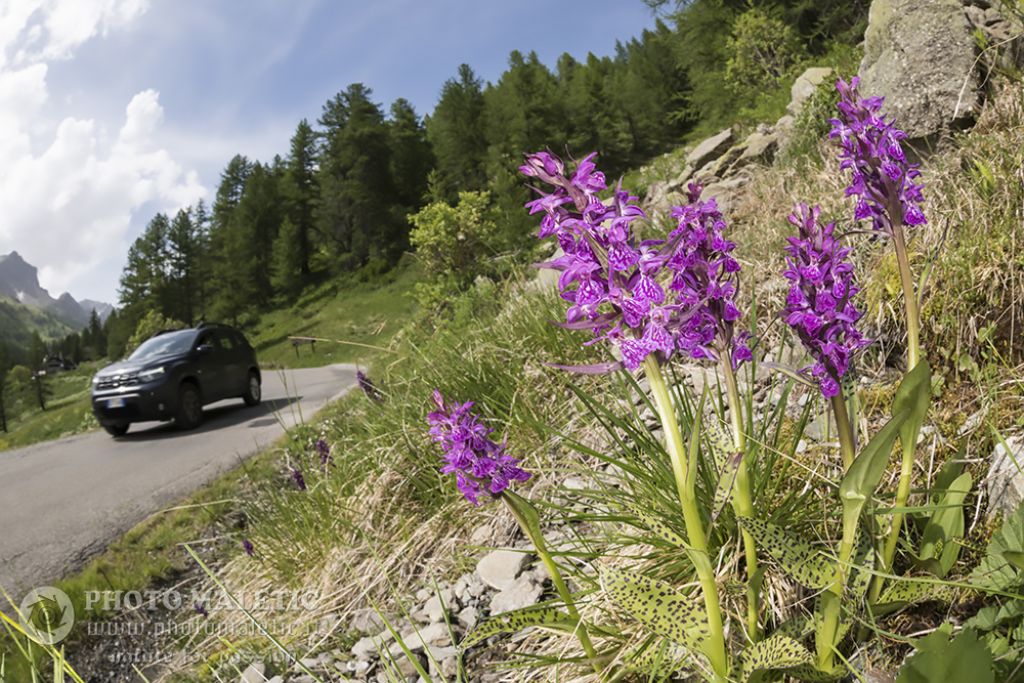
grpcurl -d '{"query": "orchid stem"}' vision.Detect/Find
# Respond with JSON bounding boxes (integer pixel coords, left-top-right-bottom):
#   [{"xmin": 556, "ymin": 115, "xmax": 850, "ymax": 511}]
[
  {"xmin": 870, "ymin": 223, "xmax": 921, "ymax": 603},
  {"xmin": 830, "ymin": 393, "xmax": 856, "ymax": 470},
  {"xmin": 816, "ymin": 394, "xmax": 860, "ymax": 671},
  {"xmin": 643, "ymin": 357, "xmax": 729, "ymax": 682},
  {"xmin": 502, "ymin": 493, "xmax": 603, "ymax": 678},
  {"xmin": 721, "ymin": 358, "xmax": 762, "ymax": 642}
]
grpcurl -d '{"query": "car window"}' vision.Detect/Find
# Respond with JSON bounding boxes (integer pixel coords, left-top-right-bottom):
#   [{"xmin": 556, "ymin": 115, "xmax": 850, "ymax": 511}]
[
  {"xmin": 196, "ymin": 332, "xmax": 222, "ymax": 351},
  {"xmin": 129, "ymin": 330, "xmax": 197, "ymax": 360},
  {"xmin": 232, "ymin": 331, "xmax": 249, "ymax": 348},
  {"xmin": 217, "ymin": 331, "xmax": 237, "ymax": 351}
]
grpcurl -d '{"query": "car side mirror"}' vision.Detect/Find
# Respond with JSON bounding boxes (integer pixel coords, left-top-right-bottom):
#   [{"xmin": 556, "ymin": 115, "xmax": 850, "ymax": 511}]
[{"xmin": 196, "ymin": 344, "xmax": 214, "ymax": 355}]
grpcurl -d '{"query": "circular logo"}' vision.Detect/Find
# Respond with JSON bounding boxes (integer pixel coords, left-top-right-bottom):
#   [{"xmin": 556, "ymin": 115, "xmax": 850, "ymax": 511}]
[{"xmin": 19, "ymin": 586, "xmax": 75, "ymax": 645}]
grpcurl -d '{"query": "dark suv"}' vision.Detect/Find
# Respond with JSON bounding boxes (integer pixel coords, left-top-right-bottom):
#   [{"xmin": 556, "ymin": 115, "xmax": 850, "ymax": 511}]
[{"xmin": 91, "ymin": 323, "xmax": 261, "ymax": 437}]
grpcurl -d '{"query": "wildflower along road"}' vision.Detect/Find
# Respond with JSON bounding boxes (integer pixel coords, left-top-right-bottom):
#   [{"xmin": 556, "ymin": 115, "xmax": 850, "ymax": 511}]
[{"xmin": 0, "ymin": 364, "xmax": 358, "ymax": 600}]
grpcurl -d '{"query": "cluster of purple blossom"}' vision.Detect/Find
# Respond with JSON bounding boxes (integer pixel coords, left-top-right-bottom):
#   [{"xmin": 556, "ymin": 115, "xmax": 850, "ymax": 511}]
[
  {"xmin": 520, "ymin": 152, "xmax": 749, "ymax": 371},
  {"xmin": 781, "ymin": 204, "xmax": 870, "ymax": 397},
  {"xmin": 427, "ymin": 390, "xmax": 531, "ymax": 505},
  {"xmin": 830, "ymin": 77, "xmax": 926, "ymax": 233}
]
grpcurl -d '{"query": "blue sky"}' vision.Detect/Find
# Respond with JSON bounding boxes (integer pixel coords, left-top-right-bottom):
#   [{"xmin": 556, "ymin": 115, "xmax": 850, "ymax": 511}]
[{"xmin": 0, "ymin": 0, "xmax": 659, "ymax": 304}]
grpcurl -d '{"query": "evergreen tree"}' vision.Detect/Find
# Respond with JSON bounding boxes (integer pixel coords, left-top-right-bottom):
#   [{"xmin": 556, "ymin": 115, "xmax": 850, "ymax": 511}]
[
  {"xmin": 28, "ymin": 332, "xmax": 48, "ymax": 411},
  {"xmin": 387, "ymin": 98, "xmax": 434, "ymax": 214},
  {"xmin": 426, "ymin": 64, "xmax": 487, "ymax": 198},
  {"xmin": 281, "ymin": 119, "xmax": 318, "ymax": 278},
  {"xmin": 118, "ymin": 213, "xmax": 170, "ymax": 318},
  {"xmin": 316, "ymin": 83, "xmax": 396, "ymax": 268},
  {"xmin": 167, "ymin": 208, "xmax": 202, "ymax": 324},
  {"xmin": 270, "ymin": 217, "xmax": 305, "ymax": 300}
]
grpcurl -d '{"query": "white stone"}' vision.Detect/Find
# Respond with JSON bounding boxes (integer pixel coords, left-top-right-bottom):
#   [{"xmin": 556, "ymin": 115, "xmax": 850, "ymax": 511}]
[
  {"xmin": 476, "ymin": 548, "xmax": 530, "ymax": 590},
  {"xmin": 987, "ymin": 434, "xmax": 1024, "ymax": 521},
  {"xmin": 685, "ymin": 128, "xmax": 734, "ymax": 169},
  {"xmin": 489, "ymin": 574, "xmax": 544, "ymax": 614},
  {"xmin": 239, "ymin": 663, "xmax": 265, "ymax": 683}
]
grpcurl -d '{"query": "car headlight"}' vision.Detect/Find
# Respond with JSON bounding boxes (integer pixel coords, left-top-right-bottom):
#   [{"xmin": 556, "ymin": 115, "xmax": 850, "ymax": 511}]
[
  {"xmin": 138, "ymin": 366, "xmax": 166, "ymax": 383},
  {"xmin": 92, "ymin": 375, "xmax": 101, "ymax": 384}
]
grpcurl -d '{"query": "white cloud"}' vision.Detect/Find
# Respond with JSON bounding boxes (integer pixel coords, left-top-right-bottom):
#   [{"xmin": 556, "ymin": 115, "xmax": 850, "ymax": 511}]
[{"xmin": 0, "ymin": 0, "xmax": 205, "ymax": 302}]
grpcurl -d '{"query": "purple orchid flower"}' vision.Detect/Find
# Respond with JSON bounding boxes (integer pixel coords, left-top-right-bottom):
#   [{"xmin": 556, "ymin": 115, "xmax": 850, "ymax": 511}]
[
  {"xmin": 426, "ymin": 390, "xmax": 531, "ymax": 505},
  {"xmin": 781, "ymin": 204, "xmax": 871, "ymax": 397},
  {"xmin": 830, "ymin": 77, "xmax": 927, "ymax": 234}
]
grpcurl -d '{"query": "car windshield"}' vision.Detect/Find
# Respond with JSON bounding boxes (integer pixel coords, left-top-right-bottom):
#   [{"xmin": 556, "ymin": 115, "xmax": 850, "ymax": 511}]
[{"xmin": 128, "ymin": 330, "xmax": 197, "ymax": 361}]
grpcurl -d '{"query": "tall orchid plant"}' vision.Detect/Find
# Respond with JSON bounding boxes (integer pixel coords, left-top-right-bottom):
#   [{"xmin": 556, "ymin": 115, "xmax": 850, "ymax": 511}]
[{"xmin": 425, "ymin": 79, "xmax": 940, "ymax": 682}]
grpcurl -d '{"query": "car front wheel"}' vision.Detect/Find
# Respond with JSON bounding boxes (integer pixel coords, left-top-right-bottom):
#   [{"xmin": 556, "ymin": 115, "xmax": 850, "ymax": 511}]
[
  {"xmin": 175, "ymin": 384, "xmax": 203, "ymax": 430},
  {"xmin": 104, "ymin": 423, "xmax": 129, "ymax": 437},
  {"xmin": 242, "ymin": 372, "xmax": 261, "ymax": 407}
]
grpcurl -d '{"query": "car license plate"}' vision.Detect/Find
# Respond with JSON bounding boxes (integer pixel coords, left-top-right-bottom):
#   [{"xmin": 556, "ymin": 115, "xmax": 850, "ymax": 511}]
[{"xmin": 107, "ymin": 398, "xmax": 126, "ymax": 409}]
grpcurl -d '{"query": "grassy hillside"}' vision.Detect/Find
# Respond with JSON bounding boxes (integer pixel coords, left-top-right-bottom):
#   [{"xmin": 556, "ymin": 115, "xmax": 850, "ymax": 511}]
[
  {"xmin": 248, "ymin": 261, "xmax": 420, "ymax": 369},
  {"xmin": 0, "ymin": 296, "xmax": 73, "ymax": 359}
]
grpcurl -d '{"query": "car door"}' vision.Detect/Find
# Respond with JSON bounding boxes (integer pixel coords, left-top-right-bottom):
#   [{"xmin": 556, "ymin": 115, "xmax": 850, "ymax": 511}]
[
  {"xmin": 194, "ymin": 331, "xmax": 227, "ymax": 402},
  {"xmin": 215, "ymin": 329, "xmax": 246, "ymax": 397}
]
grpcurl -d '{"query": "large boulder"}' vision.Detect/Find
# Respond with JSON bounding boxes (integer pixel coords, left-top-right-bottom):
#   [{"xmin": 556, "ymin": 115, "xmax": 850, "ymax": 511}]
[
  {"xmin": 685, "ymin": 128, "xmax": 734, "ymax": 170},
  {"xmin": 859, "ymin": 0, "xmax": 980, "ymax": 140},
  {"xmin": 787, "ymin": 67, "xmax": 833, "ymax": 116}
]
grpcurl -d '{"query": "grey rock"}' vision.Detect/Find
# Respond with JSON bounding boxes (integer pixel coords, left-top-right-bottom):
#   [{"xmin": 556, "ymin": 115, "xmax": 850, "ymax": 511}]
[
  {"xmin": 290, "ymin": 676, "xmax": 315, "ymax": 683},
  {"xmin": 736, "ymin": 131, "xmax": 778, "ymax": 166},
  {"xmin": 987, "ymin": 434, "xmax": 1024, "ymax": 521},
  {"xmin": 457, "ymin": 605, "xmax": 479, "ymax": 630},
  {"xmin": 352, "ymin": 630, "xmax": 395, "ymax": 660},
  {"xmin": 427, "ymin": 646, "xmax": 459, "ymax": 679},
  {"xmin": 564, "ymin": 476, "xmax": 587, "ymax": 491},
  {"xmin": 423, "ymin": 588, "xmax": 457, "ymax": 623},
  {"xmin": 489, "ymin": 574, "xmax": 545, "ymax": 614},
  {"xmin": 788, "ymin": 67, "xmax": 833, "ymax": 116},
  {"xmin": 476, "ymin": 548, "xmax": 530, "ymax": 590},
  {"xmin": 349, "ymin": 608, "xmax": 385, "ymax": 635},
  {"xmin": 264, "ymin": 678, "xmax": 283, "ymax": 683},
  {"xmin": 240, "ymin": 663, "xmax": 266, "ymax": 683},
  {"xmin": 392, "ymin": 622, "xmax": 452, "ymax": 654},
  {"xmin": 859, "ymin": 0, "xmax": 980, "ymax": 140},
  {"xmin": 685, "ymin": 128, "xmax": 733, "ymax": 169},
  {"xmin": 700, "ymin": 172, "xmax": 752, "ymax": 214}
]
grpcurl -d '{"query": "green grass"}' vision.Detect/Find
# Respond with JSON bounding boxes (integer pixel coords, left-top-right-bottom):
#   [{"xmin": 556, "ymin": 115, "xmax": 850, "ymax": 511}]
[
  {"xmin": 0, "ymin": 363, "xmax": 99, "ymax": 452},
  {"xmin": 247, "ymin": 260, "xmax": 420, "ymax": 369}
]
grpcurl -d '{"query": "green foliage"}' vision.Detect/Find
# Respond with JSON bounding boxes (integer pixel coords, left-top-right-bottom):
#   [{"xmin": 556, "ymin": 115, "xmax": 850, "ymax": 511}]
[
  {"xmin": 839, "ymin": 408, "xmax": 910, "ymax": 526},
  {"xmin": 408, "ymin": 191, "xmax": 505, "ymax": 310},
  {"xmin": 725, "ymin": 8, "xmax": 807, "ymax": 98},
  {"xmin": 738, "ymin": 518, "xmax": 834, "ymax": 589},
  {"xmin": 601, "ymin": 567, "xmax": 710, "ymax": 655},
  {"xmin": 915, "ymin": 470, "xmax": 972, "ymax": 577},
  {"xmin": 896, "ymin": 628, "xmax": 994, "ymax": 683},
  {"xmin": 738, "ymin": 634, "xmax": 814, "ymax": 681},
  {"xmin": 972, "ymin": 502, "xmax": 1024, "ymax": 592},
  {"xmin": 460, "ymin": 606, "xmax": 575, "ymax": 650},
  {"xmin": 126, "ymin": 310, "xmax": 186, "ymax": 354},
  {"xmin": 270, "ymin": 217, "xmax": 305, "ymax": 300}
]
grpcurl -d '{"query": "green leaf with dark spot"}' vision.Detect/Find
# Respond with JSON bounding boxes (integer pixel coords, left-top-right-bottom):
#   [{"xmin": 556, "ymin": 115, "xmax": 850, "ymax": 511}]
[
  {"xmin": 705, "ymin": 414, "xmax": 734, "ymax": 471},
  {"xmin": 739, "ymin": 634, "xmax": 814, "ymax": 681},
  {"xmin": 875, "ymin": 580, "xmax": 956, "ymax": 615},
  {"xmin": 785, "ymin": 665, "xmax": 846, "ymax": 681},
  {"xmin": 601, "ymin": 566, "xmax": 709, "ymax": 654},
  {"xmin": 460, "ymin": 606, "xmax": 576, "ymax": 650},
  {"xmin": 738, "ymin": 518, "xmax": 834, "ymax": 589},
  {"xmin": 711, "ymin": 450, "xmax": 743, "ymax": 523},
  {"xmin": 850, "ymin": 526, "xmax": 876, "ymax": 600},
  {"xmin": 629, "ymin": 505, "xmax": 690, "ymax": 549}
]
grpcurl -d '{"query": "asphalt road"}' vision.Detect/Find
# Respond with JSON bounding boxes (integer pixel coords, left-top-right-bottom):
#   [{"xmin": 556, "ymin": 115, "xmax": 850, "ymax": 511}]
[{"xmin": 0, "ymin": 363, "xmax": 357, "ymax": 601}]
